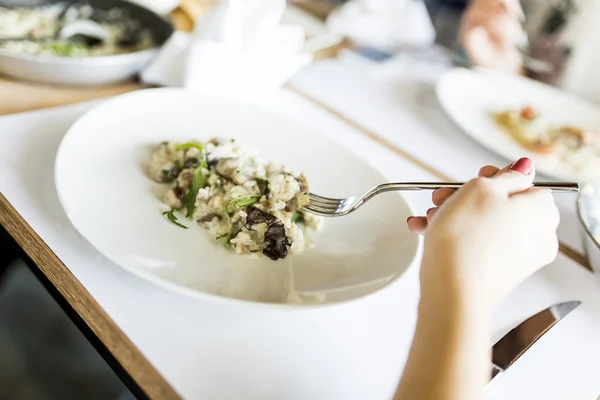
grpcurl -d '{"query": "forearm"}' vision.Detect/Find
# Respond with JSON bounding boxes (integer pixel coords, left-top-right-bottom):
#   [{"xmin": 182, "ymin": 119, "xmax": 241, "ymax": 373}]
[{"xmin": 394, "ymin": 259, "xmax": 491, "ymax": 400}]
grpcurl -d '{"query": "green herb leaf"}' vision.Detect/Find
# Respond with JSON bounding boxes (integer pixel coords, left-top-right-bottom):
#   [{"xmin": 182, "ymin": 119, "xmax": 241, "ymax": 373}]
[
  {"xmin": 174, "ymin": 142, "xmax": 204, "ymax": 152},
  {"xmin": 291, "ymin": 212, "xmax": 305, "ymax": 224},
  {"xmin": 162, "ymin": 209, "xmax": 188, "ymax": 229},
  {"xmin": 184, "ymin": 165, "xmax": 206, "ymax": 218},
  {"xmin": 48, "ymin": 40, "xmax": 87, "ymax": 56},
  {"xmin": 216, "ymin": 233, "xmax": 228, "ymax": 240},
  {"xmin": 255, "ymin": 178, "xmax": 270, "ymax": 195},
  {"xmin": 224, "ymin": 227, "xmax": 236, "ymax": 245},
  {"xmin": 182, "ymin": 145, "xmax": 209, "ymax": 218},
  {"xmin": 223, "ymin": 194, "xmax": 262, "ymax": 218}
]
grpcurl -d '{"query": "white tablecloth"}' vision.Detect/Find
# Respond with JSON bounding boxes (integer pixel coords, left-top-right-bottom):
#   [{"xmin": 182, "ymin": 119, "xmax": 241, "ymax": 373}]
[{"xmin": 1, "ymin": 74, "xmax": 599, "ymax": 399}]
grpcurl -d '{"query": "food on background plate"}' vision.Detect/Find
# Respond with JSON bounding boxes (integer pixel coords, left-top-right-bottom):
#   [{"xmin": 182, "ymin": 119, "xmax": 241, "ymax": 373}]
[
  {"xmin": 493, "ymin": 106, "xmax": 600, "ymax": 172},
  {"xmin": 0, "ymin": 3, "xmax": 154, "ymax": 57},
  {"xmin": 147, "ymin": 138, "xmax": 323, "ymax": 261}
]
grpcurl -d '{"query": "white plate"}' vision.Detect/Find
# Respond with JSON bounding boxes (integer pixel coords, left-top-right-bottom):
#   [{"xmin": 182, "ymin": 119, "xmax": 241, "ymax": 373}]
[
  {"xmin": 436, "ymin": 68, "xmax": 600, "ymax": 182},
  {"xmin": 55, "ymin": 88, "xmax": 419, "ymax": 305}
]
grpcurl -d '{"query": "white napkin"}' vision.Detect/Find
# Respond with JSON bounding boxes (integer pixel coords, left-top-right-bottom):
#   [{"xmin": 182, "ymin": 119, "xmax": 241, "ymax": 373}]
[
  {"xmin": 140, "ymin": 0, "xmax": 312, "ymax": 105},
  {"xmin": 326, "ymin": 0, "xmax": 436, "ymax": 51}
]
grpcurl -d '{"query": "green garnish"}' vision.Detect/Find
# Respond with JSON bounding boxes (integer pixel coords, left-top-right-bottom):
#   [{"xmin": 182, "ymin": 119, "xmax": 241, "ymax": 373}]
[
  {"xmin": 174, "ymin": 142, "xmax": 204, "ymax": 152},
  {"xmin": 224, "ymin": 227, "xmax": 236, "ymax": 245},
  {"xmin": 255, "ymin": 178, "xmax": 270, "ymax": 195},
  {"xmin": 184, "ymin": 165, "xmax": 206, "ymax": 218},
  {"xmin": 224, "ymin": 194, "xmax": 262, "ymax": 218},
  {"xmin": 291, "ymin": 212, "xmax": 305, "ymax": 224},
  {"xmin": 182, "ymin": 146, "xmax": 209, "ymax": 218},
  {"xmin": 216, "ymin": 233, "xmax": 228, "ymax": 240},
  {"xmin": 47, "ymin": 40, "xmax": 87, "ymax": 56},
  {"xmin": 162, "ymin": 209, "xmax": 188, "ymax": 229}
]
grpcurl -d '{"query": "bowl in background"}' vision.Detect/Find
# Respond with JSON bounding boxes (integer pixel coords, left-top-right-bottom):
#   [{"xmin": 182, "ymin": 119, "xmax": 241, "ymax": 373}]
[{"xmin": 0, "ymin": 0, "xmax": 173, "ymax": 85}]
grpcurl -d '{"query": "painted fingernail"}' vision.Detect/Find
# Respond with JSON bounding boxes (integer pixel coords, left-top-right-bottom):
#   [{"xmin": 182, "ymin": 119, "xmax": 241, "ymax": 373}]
[
  {"xmin": 407, "ymin": 216, "xmax": 413, "ymax": 223},
  {"xmin": 509, "ymin": 157, "xmax": 533, "ymax": 175},
  {"xmin": 426, "ymin": 207, "xmax": 435, "ymax": 217}
]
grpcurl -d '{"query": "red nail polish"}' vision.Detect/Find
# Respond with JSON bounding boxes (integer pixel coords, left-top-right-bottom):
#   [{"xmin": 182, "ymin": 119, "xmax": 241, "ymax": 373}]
[
  {"xmin": 510, "ymin": 157, "xmax": 533, "ymax": 175},
  {"xmin": 426, "ymin": 208, "xmax": 435, "ymax": 216},
  {"xmin": 407, "ymin": 216, "xmax": 413, "ymax": 223}
]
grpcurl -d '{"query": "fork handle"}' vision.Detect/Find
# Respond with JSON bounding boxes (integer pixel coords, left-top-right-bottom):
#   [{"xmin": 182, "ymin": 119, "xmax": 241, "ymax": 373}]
[{"xmin": 376, "ymin": 182, "xmax": 579, "ymax": 192}]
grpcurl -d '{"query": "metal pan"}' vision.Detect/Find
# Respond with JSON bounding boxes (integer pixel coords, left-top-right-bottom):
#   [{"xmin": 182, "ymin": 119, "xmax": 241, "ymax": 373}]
[{"xmin": 0, "ymin": 0, "xmax": 173, "ymax": 85}]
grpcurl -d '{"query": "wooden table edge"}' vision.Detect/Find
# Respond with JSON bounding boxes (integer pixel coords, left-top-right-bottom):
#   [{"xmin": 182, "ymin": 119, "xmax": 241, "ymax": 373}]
[{"xmin": 0, "ymin": 193, "xmax": 181, "ymax": 400}]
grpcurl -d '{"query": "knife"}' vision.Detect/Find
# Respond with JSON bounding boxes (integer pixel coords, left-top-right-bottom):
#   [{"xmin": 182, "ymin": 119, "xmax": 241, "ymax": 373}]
[{"xmin": 489, "ymin": 301, "xmax": 581, "ymax": 385}]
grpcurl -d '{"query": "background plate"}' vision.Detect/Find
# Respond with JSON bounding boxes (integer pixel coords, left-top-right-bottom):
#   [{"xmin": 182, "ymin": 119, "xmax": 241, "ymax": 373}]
[{"xmin": 437, "ymin": 68, "xmax": 600, "ymax": 182}]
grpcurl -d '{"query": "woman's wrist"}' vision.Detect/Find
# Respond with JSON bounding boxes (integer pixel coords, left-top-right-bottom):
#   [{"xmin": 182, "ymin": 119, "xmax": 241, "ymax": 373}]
[{"xmin": 419, "ymin": 252, "xmax": 493, "ymax": 321}]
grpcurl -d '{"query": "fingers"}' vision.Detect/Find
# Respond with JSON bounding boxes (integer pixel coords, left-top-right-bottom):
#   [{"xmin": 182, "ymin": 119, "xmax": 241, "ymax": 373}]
[
  {"xmin": 490, "ymin": 157, "xmax": 535, "ymax": 194},
  {"xmin": 407, "ymin": 216, "xmax": 428, "ymax": 233},
  {"xmin": 426, "ymin": 207, "xmax": 437, "ymax": 222},
  {"xmin": 501, "ymin": 0, "xmax": 525, "ymax": 22},
  {"xmin": 432, "ymin": 188, "xmax": 453, "ymax": 206},
  {"xmin": 479, "ymin": 165, "xmax": 500, "ymax": 177}
]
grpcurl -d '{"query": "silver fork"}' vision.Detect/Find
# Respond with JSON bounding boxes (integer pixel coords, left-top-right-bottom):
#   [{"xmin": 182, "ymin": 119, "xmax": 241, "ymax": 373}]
[{"xmin": 304, "ymin": 182, "xmax": 579, "ymax": 217}]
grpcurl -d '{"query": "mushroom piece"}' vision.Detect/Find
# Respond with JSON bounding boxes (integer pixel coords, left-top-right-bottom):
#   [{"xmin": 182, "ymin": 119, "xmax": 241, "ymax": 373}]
[
  {"xmin": 297, "ymin": 173, "xmax": 310, "ymax": 193},
  {"xmin": 177, "ymin": 169, "xmax": 195, "ymax": 189},
  {"xmin": 197, "ymin": 213, "xmax": 221, "ymax": 223},
  {"xmin": 155, "ymin": 163, "xmax": 180, "ymax": 183},
  {"xmin": 215, "ymin": 158, "xmax": 239, "ymax": 180},
  {"xmin": 183, "ymin": 157, "xmax": 200, "ymax": 169},
  {"xmin": 262, "ymin": 222, "xmax": 290, "ymax": 260},
  {"xmin": 284, "ymin": 197, "xmax": 297, "ymax": 212},
  {"xmin": 245, "ymin": 206, "xmax": 276, "ymax": 228},
  {"xmin": 148, "ymin": 143, "xmax": 181, "ymax": 183},
  {"xmin": 164, "ymin": 186, "xmax": 186, "ymax": 209}
]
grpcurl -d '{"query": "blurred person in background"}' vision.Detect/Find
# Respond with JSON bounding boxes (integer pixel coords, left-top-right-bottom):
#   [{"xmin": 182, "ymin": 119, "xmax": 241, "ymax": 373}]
[
  {"xmin": 424, "ymin": 0, "xmax": 528, "ymax": 74},
  {"xmin": 457, "ymin": 0, "xmax": 525, "ymax": 73}
]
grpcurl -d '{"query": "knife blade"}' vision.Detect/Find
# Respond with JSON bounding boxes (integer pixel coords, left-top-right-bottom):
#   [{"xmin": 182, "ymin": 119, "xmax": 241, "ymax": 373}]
[{"xmin": 489, "ymin": 301, "xmax": 581, "ymax": 384}]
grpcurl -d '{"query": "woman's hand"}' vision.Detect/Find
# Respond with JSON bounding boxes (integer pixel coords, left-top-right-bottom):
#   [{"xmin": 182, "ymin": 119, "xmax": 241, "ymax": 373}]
[
  {"xmin": 459, "ymin": 0, "xmax": 525, "ymax": 73},
  {"xmin": 409, "ymin": 158, "xmax": 559, "ymax": 309}
]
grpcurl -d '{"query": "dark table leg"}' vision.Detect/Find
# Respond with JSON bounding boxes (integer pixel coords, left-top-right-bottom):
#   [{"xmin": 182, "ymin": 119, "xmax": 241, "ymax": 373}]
[{"xmin": 0, "ymin": 227, "xmax": 17, "ymax": 288}]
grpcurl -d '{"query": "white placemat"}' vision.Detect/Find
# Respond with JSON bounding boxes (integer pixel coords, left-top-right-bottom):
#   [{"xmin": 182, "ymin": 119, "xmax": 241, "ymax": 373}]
[{"xmin": 0, "ymin": 90, "xmax": 599, "ymax": 399}]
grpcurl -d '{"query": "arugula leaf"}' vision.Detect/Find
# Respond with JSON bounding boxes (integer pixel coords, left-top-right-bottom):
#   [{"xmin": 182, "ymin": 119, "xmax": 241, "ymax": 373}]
[
  {"xmin": 223, "ymin": 194, "xmax": 262, "ymax": 218},
  {"xmin": 162, "ymin": 209, "xmax": 188, "ymax": 229},
  {"xmin": 174, "ymin": 142, "xmax": 204, "ymax": 152},
  {"xmin": 184, "ymin": 165, "xmax": 206, "ymax": 218},
  {"xmin": 183, "ymin": 147, "xmax": 209, "ymax": 218}
]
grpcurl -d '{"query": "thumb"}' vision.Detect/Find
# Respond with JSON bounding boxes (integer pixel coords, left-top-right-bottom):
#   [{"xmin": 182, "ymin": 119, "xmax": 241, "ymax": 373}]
[{"xmin": 490, "ymin": 157, "xmax": 535, "ymax": 194}]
